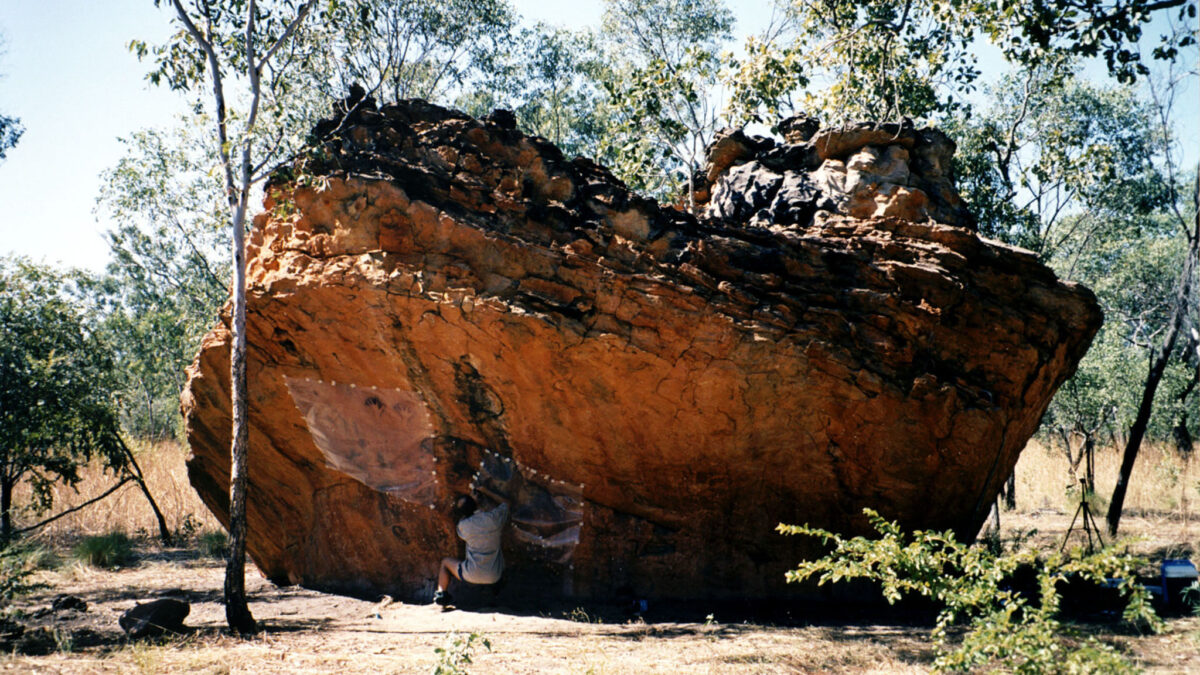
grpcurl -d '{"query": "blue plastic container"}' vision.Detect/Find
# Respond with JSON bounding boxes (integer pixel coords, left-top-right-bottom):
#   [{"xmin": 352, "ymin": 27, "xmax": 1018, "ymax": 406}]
[{"xmin": 1161, "ymin": 559, "xmax": 1198, "ymax": 611}]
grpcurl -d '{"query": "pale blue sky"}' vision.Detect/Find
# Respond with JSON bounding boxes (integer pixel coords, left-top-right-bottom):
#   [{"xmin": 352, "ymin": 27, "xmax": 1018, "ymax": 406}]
[
  {"xmin": 1, "ymin": 0, "xmax": 187, "ymax": 271},
  {"xmin": 0, "ymin": 0, "xmax": 764, "ymax": 271},
  {"xmin": 0, "ymin": 1, "xmax": 1193, "ymax": 273}
]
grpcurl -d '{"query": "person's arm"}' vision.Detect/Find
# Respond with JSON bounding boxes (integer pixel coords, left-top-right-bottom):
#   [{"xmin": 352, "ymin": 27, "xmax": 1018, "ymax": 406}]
[{"xmin": 474, "ymin": 483, "xmax": 511, "ymax": 506}]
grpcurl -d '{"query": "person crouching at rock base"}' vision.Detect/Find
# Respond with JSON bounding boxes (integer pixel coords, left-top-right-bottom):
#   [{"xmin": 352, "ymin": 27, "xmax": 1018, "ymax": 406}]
[{"xmin": 434, "ymin": 485, "xmax": 510, "ymax": 607}]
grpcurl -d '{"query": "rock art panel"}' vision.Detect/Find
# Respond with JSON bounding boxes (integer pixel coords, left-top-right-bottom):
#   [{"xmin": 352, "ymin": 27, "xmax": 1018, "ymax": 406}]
[
  {"xmin": 475, "ymin": 449, "xmax": 584, "ymax": 566},
  {"xmin": 284, "ymin": 378, "xmax": 436, "ymax": 505},
  {"xmin": 181, "ymin": 98, "xmax": 1102, "ymax": 602}
]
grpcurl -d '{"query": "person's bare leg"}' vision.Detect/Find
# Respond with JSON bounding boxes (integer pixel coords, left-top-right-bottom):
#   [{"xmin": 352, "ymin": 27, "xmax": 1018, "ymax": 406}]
[{"xmin": 438, "ymin": 557, "xmax": 462, "ymax": 593}]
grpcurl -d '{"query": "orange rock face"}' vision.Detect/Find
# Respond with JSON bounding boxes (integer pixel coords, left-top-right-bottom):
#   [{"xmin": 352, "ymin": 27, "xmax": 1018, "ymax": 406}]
[{"xmin": 182, "ymin": 100, "xmax": 1101, "ymax": 601}]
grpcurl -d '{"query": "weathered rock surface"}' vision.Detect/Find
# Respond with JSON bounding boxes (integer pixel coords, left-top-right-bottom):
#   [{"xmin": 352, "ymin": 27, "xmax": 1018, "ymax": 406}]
[
  {"xmin": 696, "ymin": 120, "xmax": 973, "ymax": 229},
  {"xmin": 182, "ymin": 99, "xmax": 1101, "ymax": 602}
]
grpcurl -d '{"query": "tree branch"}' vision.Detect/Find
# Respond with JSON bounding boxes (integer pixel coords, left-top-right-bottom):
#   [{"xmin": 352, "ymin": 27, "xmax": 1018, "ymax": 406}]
[
  {"xmin": 256, "ymin": 1, "xmax": 317, "ymax": 71},
  {"xmin": 170, "ymin": 0, "xmax": 237, "ymax": 211},
  {"xmin": 14, "ymin": 476, "xmax": 133, "ymax": 536}
]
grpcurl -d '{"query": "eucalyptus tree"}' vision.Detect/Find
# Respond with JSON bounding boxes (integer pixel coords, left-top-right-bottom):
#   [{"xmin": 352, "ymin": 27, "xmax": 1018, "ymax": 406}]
[
  {"xmin": 297, "ymin": 0, "xmax": 518, "ymax": 105},
  {"xmin": 1038, "ymin": 204, "xmax": 1195, "ymax": 474},
  {"xmin": 1106, "ymin": 194, "xmax": 1198, "ymax": 534},
  {"xmin": 135, "ymin": 0, "xmax": 335, "ymax": 634},
  {"xmin": 726, "ymin": 0, "xmax": 1197, "ymax": 124},
  {"xmin": 96, "ymin": 121, "xmax": 229, "ymax": 440},
  {"xmin": 508, "ymin": 25, "xmax": 608, "ymax": 160},
  {"xmin": 782, "ymin": 0, "xmax": 980, "ymax": 122},
  {"xmin": 722, "ymin": 0, "xmax": 983, "ymax": 124},
  {"xmin": 950, "ymin": 66, "xmax": 1170, "ymax": 261},
  {"xmin": 593, "ymin": 0, "xmax": 735, "ymax": 205},
  {"xmin": 1103, "ymin": 50, "xmax": 1199, "ymax": 532}
]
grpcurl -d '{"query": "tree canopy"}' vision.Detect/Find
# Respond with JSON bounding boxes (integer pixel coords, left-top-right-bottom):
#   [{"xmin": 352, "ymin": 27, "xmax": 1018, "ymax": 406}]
[
  {"xmin": 0, "ymin": 258, "xmax": 127, "ymax": 543},
  {"xmin": 0, "ymin": 34, "xmax": 22, "ymax": 163},
  {"xmin": 727, "ymin": 0, "xmax": 1197, "ymax": 125},
  {"xmin": 95, "ymin": 121, "xmax": 230, "ymax": 440}
]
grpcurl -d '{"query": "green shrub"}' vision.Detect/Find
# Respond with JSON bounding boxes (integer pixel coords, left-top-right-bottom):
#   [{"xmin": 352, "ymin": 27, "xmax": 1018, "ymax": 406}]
[
  {"xmin": 1184, "ymin": 580, "xmax": 1200, "ymax": 615},
  {"xmin": 21, "ymin": 544, "xmax": 60, "ymax": 571},
  {"xmin": 1, "ymin": 542, "xmax": 49, "ymax": 600},
  {"xmin": 779, "ymin": 509, "xmax": 1160, "ymax": 673},
  {"xmin": 73, "ymin": 531, "xmax": 134, "ymax": 568},
  {"xmin": 434, "ymin": 631, "xmax": 490, "ymax": 675},
  {"xmin": 198, "ymin": 530, "xmax": 228, "ymax": 559},
  {"xmin": 175, "ymin": 513, "xmax": 202, "ymax": 540}
]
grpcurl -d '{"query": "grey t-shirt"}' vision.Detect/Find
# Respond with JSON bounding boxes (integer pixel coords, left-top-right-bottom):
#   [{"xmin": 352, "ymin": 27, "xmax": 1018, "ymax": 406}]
[{"xmin": 456, "ymin": 502, "xmax": 509, "ymax": 584}]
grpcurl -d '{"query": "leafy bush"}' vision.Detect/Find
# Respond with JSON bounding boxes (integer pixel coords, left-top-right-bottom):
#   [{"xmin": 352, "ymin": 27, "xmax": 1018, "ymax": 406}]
[
  {"xmin": 434, "ymin": 631, "xmax": 491, "ymax": 675},
  {"xmin": 1, "ymin": 257, "xmax": 129, "ymax": 544},
  {"xmin": 198, "ymin": 530, "xmax": 228, "ymax": 559},
  {"xmin": 175, "ymin": 513, "xmax": 202, "ymax": 541},
  {"xmin": 779, "ymin": 509, "xmax": 1161, "ymax": 673},
  {"xmin": 1, "ymin": 542, "xmax": 49, "ymax": 600},
  {"xmin": 72, "ymin": 531, "xmax": 134, "ymax": 568},
  {"xmin": 1184, "ymin": 581, "xmax": 1200, "ymax": 615}
]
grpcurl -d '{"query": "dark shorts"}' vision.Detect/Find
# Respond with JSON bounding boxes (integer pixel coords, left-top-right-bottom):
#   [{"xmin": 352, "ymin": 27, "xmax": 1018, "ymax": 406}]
[{"xmin": 457, "ymin": 559, "xmax": 502, "ymax": 585}]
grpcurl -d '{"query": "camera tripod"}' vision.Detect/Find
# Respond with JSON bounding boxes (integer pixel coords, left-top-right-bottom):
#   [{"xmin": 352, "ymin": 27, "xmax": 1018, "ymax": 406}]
[{"xmin": 1060, "ymin": 440, "xmax": 1105, "ymax": 553}]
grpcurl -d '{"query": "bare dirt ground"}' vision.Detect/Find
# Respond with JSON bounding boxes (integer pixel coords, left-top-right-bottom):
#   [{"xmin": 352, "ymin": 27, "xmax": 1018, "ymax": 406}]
[
  {"xmin": 3, "ymin": 544, "xmax": 937, "ymax": 674},
  {"xmin": 2, "ymin": 511, "xmax": 1199, "ymax": 674}
]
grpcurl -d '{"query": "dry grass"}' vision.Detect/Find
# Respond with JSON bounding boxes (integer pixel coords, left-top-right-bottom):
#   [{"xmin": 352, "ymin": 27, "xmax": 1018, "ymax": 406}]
[
  {"xmin": 1013, "ymin": 439, "xmax": 1199, "ymax": 520},
  {"xmin": 12, "ymin": 440, "xmax": 223, "ymax": 544},
  {"xmin": 1009, "ymin": 440, "xmax": 1199, "ymax": 559}
]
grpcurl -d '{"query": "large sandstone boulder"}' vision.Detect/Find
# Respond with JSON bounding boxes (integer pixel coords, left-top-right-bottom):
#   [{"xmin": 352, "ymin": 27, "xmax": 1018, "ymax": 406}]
[{"xmin": 182, "ymin": 99, "xmax": 1101, "ymax": 602}]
